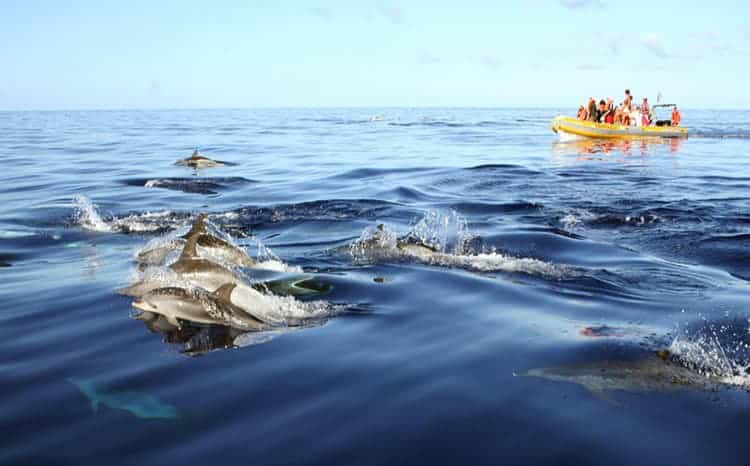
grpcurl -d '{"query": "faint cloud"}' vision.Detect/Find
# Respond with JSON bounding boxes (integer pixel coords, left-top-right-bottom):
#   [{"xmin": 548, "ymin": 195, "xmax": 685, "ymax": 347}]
[
  {"xmin": 641, "ymin": 33, "xmax": 669, "ymax": 59},
  {"xmin": 577, "ymin": 64, "xmax": 604, "ymax": 71},
  {"xmin": 688, "ymin": 31, "xmax": 719, "ymax": 41},
  {"xmin": 377, "ymin": 2, "xmax": 405, "ymax": 24},
  {"xmin": 605, "ymin": 34, "xmax": 624, "ymax": 55},
  {"xmin": 558, "ymin": 0, "xmax": 604, "ymax": 10},
  {"xmin": 480, "ymin": 55, "xmax": 502, "ymax": 70},
  {"xmin": 310, "ymin": 7, "xmax": 333, "ymax": 21},
  {"xmin": 148, "ymin": 80, "xmax": 162, "ymax": 97},
  {"xmin": 417, "ymin": 51, "xmax": 440, "ymax": 65},
  {"xmin": 688, "ymin": 31, "xmax": 740, "ymax": 57}
]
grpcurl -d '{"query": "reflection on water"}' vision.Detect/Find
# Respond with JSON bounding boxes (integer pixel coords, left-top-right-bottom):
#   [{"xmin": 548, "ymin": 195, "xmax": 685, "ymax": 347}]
[{"xmin": 552, "ymin": 137, "xmax": 683, "ymax": 162}]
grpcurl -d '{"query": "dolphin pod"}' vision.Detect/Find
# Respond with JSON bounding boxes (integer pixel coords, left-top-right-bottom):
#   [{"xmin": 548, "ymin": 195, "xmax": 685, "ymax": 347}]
[{"xmin": 121, "ymin": 214, "xmax": 325, "ymax": 331}]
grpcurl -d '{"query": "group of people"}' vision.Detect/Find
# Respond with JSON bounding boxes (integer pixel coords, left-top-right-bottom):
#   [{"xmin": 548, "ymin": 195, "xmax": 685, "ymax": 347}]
[{"xmin": 576, "ymin": 89, "xmax": 681, "ymax": 127}]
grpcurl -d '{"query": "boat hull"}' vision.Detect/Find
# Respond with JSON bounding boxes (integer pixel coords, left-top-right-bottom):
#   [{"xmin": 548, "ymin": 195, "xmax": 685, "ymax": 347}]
[{"xmin": 551, "ymin": 116, "xmax": 687, "ymax": 139}]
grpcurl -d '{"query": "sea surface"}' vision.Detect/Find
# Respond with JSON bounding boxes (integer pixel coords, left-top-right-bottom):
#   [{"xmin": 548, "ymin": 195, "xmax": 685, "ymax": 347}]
[{"xmin": 2, "ymin": 108, "xmax": 750, "ymax": 465}]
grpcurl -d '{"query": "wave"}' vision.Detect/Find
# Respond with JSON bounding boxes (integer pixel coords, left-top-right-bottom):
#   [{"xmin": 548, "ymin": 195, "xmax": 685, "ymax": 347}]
[{"xmin": 72, "ymin": 196, "xmax": 400, "ymax": 237}]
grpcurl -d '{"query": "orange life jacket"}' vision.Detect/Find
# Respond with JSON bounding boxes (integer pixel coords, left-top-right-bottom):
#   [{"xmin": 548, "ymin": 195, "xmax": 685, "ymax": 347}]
[{"xmin": 672, "ymin": 110, "xmax": 681, "ymax": 126}]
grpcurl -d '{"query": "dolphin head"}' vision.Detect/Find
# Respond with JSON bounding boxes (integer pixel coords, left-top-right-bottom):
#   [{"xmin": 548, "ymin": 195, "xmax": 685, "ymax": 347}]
[{"xmin": 132, "ymin": 287, "xmax": 215, "ymax": 327}]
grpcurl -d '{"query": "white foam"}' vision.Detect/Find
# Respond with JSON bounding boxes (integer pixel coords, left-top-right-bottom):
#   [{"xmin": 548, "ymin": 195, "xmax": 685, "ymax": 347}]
[
  {"xmin": 560, "ymin": 208, "xmax": 597, "ymax": 230},
  {"xmin": 254, "ymin": 260, "xmax": 303, "ymax": 273},
  {"xmin": 424, "ymin": 251, "xmax": 570, "ymax": 278}
]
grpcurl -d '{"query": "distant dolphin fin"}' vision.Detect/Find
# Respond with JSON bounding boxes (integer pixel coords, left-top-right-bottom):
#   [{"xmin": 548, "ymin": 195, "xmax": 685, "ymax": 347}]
[
  {"xmin": 212, "ymin": 283, "xmax": 237, "ymax": 303},
  {"xmin": 91, "ymin": 400, "xmax": 100, "ymax": 413}
]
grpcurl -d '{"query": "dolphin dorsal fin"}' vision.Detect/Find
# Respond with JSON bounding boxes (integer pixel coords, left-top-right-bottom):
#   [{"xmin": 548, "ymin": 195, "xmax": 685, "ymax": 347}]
[
  {"xmin": 183, "ymin": 214, "xmax": 207, "ymax": 239},
  {"xmin": 212, "ymin": 283, "xmax": 236, "ymax": 303},
  {"xmin": 179, "ymin": 234, "xmax": 199, "ymax": 260}
]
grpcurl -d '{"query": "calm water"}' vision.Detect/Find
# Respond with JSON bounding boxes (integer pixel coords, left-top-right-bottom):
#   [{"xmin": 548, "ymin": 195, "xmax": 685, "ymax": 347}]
[{"xmin": 2, "ymin": 108, "xmax": 750, "ymax": 465}]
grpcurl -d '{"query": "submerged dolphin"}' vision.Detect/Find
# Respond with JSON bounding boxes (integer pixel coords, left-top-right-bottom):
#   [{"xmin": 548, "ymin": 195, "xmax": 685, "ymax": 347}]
[
  {"xmin": 68, "ymin": 378, "xmax": 179, "ymax": 419},
  {"xmin": 132, "ymin": 283, "xmax": 271, "ymax": 330},
  {"xmin": 175, "ymin": 150, "xmax": 226, "ymax": 168},
  {"xmin": 136, "ymin": 214, "xmax": 255, "ymax": 268},
  {"xmin": 521, "ymin": 351, "xmax": 743, "ymax": 400}
]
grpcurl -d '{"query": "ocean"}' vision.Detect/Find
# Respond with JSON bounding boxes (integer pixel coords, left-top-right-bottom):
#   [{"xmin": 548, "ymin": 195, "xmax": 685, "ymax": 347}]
[{"xmin": 2, "ymin": 108, "xmax": 750, "ymax": 465}]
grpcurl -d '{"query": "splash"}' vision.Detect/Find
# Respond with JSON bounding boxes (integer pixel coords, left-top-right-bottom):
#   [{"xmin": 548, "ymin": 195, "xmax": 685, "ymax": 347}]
[
  {"xmin": 72, "ymin": 195, "xmax": 112, "ymax": 232},
  {"xmin": 72, "ymin": 195, "xmax": 188, "ymax": 234},
  {"xmin": 349, "ymin": 210, "xmax": 571, "ymax": 279},
  {"xmin": 668, "ymin": 318, "xmax": 750, "ymax": 387},
  {"xmin": 409, "ymin": 209, "xmax": 471, "ymax": 254},
  {"xmin": 247, "ymin": 236, "xmax": 303, "ymax": 273}
]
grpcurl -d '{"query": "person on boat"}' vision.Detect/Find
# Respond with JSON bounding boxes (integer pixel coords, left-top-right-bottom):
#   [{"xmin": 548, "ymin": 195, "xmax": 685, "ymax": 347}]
[
  {"xmin": 623, "ymin": 89, "xmax": 632, "ymax": 110},
  {"xmin": 596, "ymin": 100, "xmax": 608, "ymax": 123},
  {"xmin": 604, "ymin": 108, "xmax": 615, "ymax": 124},
  {"xmin": 600, "ymin": 99, "xmax": 615, "ymax": 124},
  {"xmin": 640, "ymin": 98, "xmax": 651, "ymax": 125},
  {"xmin": 671, "ymin": 106, "xmax": 681, "ymax": 126},
  {"xmin": 614, "ymin": 105, "xmax": 623, "ymax": 125},
  {"xmin": 577, "ymin": 105, "xmax": 586, "ymax": 120},
  {"xmin": 586, "ymin": 98, "xmax": 597, "ymax": 122}
]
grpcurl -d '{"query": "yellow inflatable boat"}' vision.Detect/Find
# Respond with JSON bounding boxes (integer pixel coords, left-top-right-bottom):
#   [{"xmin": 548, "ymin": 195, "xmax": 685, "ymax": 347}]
[{"xmin": 551, "ymin": 115, "xmax": 688, "ymax": 139}]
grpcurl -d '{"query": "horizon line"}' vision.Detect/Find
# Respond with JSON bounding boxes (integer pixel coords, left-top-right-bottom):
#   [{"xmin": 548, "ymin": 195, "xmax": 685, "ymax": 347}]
[{"xmin": 0, "ymin": 105, "xmax": 743, "ymax": 112}]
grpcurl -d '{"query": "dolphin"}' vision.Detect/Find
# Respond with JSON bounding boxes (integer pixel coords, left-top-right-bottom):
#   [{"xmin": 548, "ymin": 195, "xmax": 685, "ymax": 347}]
[
  {"xmin": 68, "ymin": 378, "xmax": 179, "ymax": 419},
  {"xmin": 354, "ymin": 224, "xmax": 440, "ymax": 259},
  {"xmin": 175, "ymin": 149, "xmax": 226, "ymax": 168},
  {"xmin": 136, "ymin": 214, "xmax": 255, "ymax": 268},
  {"xmin": 521, "ymin": 351, "xmax": 744, "ymax": 401},
  {"xmin": 120, "ymin": 235, "xmax": 246, "ymax": 297},
  {"xmin": 132, "ymin": 283, "xmax": 271, "ymax": 331}
]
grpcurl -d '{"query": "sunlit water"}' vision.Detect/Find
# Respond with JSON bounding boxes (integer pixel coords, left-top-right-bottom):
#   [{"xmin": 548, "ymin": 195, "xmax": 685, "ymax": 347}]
[{"xmin": 2, "ymin": 108, "xmax": 750, "ymax": 466}]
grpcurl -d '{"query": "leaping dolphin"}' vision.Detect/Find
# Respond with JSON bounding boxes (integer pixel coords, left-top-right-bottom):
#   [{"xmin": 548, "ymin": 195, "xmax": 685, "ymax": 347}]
[{"xmin": 175, "ymin": 150, "xmax": 226, "ymax": 169}]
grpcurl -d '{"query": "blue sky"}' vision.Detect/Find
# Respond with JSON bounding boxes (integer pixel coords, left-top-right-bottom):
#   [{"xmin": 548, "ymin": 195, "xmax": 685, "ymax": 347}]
[{"xmin": 1, "ymin": 0, "xmax": 748, "ymax": 109}]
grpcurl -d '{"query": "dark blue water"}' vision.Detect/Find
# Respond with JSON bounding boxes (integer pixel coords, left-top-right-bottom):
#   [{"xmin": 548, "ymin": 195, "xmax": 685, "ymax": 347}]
[{"xmin": 2, "ymin": 108, "xmax": 750, "ymax": 466}]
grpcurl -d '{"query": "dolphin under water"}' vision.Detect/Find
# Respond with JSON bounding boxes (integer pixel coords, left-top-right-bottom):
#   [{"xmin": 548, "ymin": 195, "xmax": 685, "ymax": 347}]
[
  {"xmin": 132, "ymin": 283, "xmax": 273, "ymax": 330},
  {"xmin": 521, "ymin": 351, "xmax": 748, "ymax": 401},
  {"xmin": 68, "ymin": 378, "xmax": 179, "ymax": 419},
  {"xmin": 175, "ymin": 149, "xmax": 226, "ymax": 168},
  {"xmin": 136, "ymin": 214, "xmax": 255, "ymax": 268}
]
